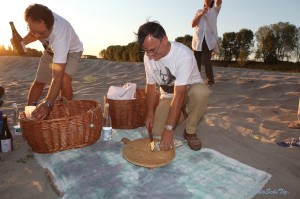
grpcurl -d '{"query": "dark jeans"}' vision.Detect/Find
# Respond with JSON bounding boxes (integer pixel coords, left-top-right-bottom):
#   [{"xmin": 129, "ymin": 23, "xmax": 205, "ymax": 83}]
[{"xmin": 193, "ymin": 38, "xmax": 214, "ymax": 85}]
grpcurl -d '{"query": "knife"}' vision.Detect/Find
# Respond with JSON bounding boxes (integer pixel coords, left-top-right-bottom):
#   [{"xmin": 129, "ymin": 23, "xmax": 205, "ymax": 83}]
[{"xmin": 148, "ymin": 126, "xmax": 155, "ymax": 151}]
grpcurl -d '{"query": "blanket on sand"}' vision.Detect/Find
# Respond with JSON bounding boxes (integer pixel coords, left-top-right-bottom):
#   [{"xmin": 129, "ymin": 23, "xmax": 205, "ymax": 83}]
[{"xmin": 35, "ymin": 127, "xmax": 271, "ymax": 199}]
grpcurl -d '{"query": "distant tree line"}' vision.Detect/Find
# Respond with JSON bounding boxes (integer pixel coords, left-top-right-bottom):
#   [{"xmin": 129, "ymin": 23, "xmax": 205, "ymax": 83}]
[
  {"xmin": 0, "ymin": 44, "xmax": 42, "ymax": 57},
  {"xmin": 100, "ymin": 42, "xmax": 143, "ymax": 62},
  {"xmin": 99, "ymin": 21, "xmax": 300, "ymax": 64},
  {"xmin": 1, "ymin": 21, "xmax": 299, "ymax": 64}
]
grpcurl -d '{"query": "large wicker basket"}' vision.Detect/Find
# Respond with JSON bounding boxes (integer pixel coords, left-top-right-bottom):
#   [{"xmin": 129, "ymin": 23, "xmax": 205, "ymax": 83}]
[
  {"xmin": 105, "ymin": 88, "xmax": 159, "ymax": 129},
  {"xmin": 20, "ymin": 99, "xmax": 102, "ymax": 154}
]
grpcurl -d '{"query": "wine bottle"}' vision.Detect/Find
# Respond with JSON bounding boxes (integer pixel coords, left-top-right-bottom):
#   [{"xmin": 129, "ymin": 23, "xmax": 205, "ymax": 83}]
[
  {"xmin": 0, "ymin": 115, "xmax": 13, "ymax": 152},
  {"xmin": 101, "ymin": 103, "xmax": 112, "ymax": 141},
  {"xmin": 9, "ymin": 21, "xmax": 27, "ymax": 55}
]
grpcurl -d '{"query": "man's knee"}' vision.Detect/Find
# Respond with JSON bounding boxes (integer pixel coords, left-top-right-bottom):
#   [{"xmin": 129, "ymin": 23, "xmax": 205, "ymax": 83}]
[
  {"xmin": 189, "ymin": 83, "xmax": 211, "ymax": 101},
  {"xmin": 61, "ymin": 73, "xmax": 72, "ymax": 89},
  {"xmin": 63, "ymin": 73, "xmax": 72, "ymax": 84},
  {"xmin": 60, "ymin": 73, "xmax": 73, "ymax": 100},
  {"xmin": 33, "ymin": 81, "xmax": 46, "ymax": 88}
]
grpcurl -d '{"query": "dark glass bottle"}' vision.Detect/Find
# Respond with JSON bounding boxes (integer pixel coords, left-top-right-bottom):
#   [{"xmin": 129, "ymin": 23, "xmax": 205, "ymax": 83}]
[
  {"xmin": 0, "ymin": 115, "xmax": 13, "ymax": 152},
  {"xmin": 9, "ymin": 21, "xmax": 27, "ymax": 55}
]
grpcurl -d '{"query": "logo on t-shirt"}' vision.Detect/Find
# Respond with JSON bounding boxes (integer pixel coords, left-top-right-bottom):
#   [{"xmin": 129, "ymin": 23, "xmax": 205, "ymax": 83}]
[
  {"xmin": 41, "ymin": 40, "xmax": 54, "ymax": 56},
  {"xmin": 156, "ymin": 67, "xmax": 175, "ymax": 86}
]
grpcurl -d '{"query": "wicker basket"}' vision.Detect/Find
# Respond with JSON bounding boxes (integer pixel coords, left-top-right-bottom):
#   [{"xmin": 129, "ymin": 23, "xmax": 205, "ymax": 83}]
[
  {"xmin": 105, "ymin": 88, "xmax": 159, "ymax": 129},
  {"xmin": 20, "ymin": 99, "xmax": 102, "ymax": 153}
]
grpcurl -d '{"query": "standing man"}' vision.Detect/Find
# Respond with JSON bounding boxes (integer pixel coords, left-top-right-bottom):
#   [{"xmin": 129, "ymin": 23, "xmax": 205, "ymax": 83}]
[
  {"xmin": 137, "ymin": 21, "xmax": 210, "ymax": 151},
  {"xmin": 18, "ymin": 4, "xmax": 83, "ymax": 120},
  {"xmin": 192, "ymin": 0, "xmax": 222, "ymax": 86}
]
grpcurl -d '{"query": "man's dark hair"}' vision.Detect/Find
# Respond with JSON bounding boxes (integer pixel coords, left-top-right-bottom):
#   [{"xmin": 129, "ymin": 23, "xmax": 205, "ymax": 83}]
[
  {"xmin": 137, "ymin": 21, "xmax": 166, "ymax": 47},
  {"xmin": 24, "ymin": 4, "xmax": 54, "ymax": 30}
]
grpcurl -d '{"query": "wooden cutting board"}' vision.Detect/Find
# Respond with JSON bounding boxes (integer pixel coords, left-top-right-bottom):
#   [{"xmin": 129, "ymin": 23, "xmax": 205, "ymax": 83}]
[{"xmin": 122, "ymin": 138, "xmax": 175, "ymax": 169}]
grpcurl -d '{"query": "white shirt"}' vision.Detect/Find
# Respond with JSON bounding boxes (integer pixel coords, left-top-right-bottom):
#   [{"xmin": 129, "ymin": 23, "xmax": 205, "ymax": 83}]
[
  {"xmin": 192, "ymin": 4, "xmax": 221, "ymax": 51},
  {"xmin": 44, "ymin": 13, "xmax": 83, "ymax": 63},
  {"xmin": 144, "ymin": 41, "xmax": 203, "ymax": 98}
]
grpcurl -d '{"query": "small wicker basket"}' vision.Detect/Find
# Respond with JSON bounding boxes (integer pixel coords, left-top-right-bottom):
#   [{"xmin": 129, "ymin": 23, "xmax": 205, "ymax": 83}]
[
  {"xmin": 105, "ymin": 88, "xmax": 159, "ymax": 129},
  {"xmin": 20, "ymin": 99, "xmax": 102, "ymax": 154}
]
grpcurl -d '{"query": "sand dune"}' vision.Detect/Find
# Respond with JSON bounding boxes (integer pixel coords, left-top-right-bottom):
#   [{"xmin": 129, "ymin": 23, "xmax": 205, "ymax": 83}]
[{"xmin": 0, "ymin": 56, "xmax": 299, "ymax": 199}]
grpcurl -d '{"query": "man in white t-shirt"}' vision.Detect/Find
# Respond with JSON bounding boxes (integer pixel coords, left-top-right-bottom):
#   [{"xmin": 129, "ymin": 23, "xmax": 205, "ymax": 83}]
[
  {"xmin": 21, "ymin": 4, "xmax": 83, "ymax": 120},
  {"xmin": 137, "ymin": 21, "xmax": 211, "ymax": 151}
]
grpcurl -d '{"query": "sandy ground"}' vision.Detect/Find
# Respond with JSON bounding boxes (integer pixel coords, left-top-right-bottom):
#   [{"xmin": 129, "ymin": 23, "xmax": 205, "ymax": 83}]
[{"xmin": 0, "ymin": 56, "xmax": 299, "ymax": 199}]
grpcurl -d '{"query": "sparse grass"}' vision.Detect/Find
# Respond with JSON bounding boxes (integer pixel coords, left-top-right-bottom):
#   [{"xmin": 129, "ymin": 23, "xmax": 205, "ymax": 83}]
[{"xmin": 16, "ymin": 149, "xmax": 34, "ymax": 164}]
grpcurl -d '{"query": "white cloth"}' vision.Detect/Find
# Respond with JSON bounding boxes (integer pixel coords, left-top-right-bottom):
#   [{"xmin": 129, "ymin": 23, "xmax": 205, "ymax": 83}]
[
  {"xmin": 43, "ymin": 13, "xmax": 83, "ymax": 63},
  {"xmin": 144, "ymin": 41, "xmax": 203, "ymax": 99},
  {"xmin": 107, "ymin": 83, "xmax": 137, "ymax": 100},
  {"xmin": 192, "ymin": 4, "xmax": 222, "ymax": 52}
]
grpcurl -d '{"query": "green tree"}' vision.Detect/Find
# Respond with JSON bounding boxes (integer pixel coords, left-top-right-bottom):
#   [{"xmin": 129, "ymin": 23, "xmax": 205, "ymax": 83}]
[
  {"xmin": 175, "ymin": 34, "xmax": 192, "ymax": 49},
  {"xmin": 255, "ymin": 26, "xmax": 278, "ymax": 63},
  {"xmin": 271, "ymin": 22, "xmax": 297, "ymax": 61},
  {"xmin": 26, "ymin": 48, "xmax": 42, "ymax": 57},
  {"xmin": 222, "ymin": 32, "xmax": 238, "ymax": 61},
  {"xmin": 236, "ymin": 29, "xmax": 254, "ymax": 62},
  {"xmin": 99, "ymin": 49, "xmax": 105, "ymax": 59},
  {"xmin": 296, "ymin": 27, "xmax": 300, "ymax": 62}
]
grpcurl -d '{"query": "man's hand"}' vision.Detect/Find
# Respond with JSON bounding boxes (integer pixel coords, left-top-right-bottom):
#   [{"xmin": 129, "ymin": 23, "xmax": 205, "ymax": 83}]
[
  {"xmin": 159, "ymin": 129, "xmax": 174, "ymax": 151},
  {"xmin": 31, "ymin": 102, "xmax": 51, "ymax": 120}
]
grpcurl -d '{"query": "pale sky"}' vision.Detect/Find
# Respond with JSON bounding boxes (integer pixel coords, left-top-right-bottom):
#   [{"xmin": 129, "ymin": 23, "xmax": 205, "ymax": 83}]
[{"xmin": 0, "ymin": 0, "xmax": 299, "ymax": 57}]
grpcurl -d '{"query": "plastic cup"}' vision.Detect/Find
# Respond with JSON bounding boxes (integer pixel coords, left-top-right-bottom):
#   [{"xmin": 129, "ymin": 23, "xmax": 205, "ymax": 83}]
[{"xmin": 13, "ymin": 125, "xmax": 21, "ymax": 135}]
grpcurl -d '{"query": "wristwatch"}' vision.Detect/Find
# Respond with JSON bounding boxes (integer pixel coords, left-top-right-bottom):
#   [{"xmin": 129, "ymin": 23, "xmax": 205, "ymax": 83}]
[
  {"xmin": 164, "ymin": 124, "xmax": 174, "ymax": 131},
  {"xmin": 45, "ymin": 100, "xmax": 53, "ymax": 110}
]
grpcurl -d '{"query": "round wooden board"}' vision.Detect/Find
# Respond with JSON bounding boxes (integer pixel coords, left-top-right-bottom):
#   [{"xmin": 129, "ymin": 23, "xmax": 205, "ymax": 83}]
[{"xmin": 122, "ymin": 138, "xmax": 175, "ymax": 169}]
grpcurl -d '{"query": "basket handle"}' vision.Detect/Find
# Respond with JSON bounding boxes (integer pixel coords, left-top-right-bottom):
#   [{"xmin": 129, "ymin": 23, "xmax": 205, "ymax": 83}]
[{"xmin": 56, "ymin": 97, "xmax": 71, "ymax": 116}]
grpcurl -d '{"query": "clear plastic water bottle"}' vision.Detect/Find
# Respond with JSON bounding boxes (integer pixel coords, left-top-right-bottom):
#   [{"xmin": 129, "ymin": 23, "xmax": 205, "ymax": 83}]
[
  {"xmin": 12, "ymin": 103, "xmax": 19, "ymax": 126},
  {"xmin": 12, "ymin": 103, "xmax": 21, "ymax": 135},
  {"xmin": 101, "ymin": 103, "xmax": 112, "ymax": 141}
]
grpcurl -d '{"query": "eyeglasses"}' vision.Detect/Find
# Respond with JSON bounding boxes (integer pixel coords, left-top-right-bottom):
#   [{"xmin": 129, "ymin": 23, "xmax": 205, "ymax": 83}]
[
  {"xmin": 141, "ymin": 38, "xmax": 162, "ymax": 54},
  {"xmin": 27, "ymin": 26, "xmax": 50, "ymax": 36}
]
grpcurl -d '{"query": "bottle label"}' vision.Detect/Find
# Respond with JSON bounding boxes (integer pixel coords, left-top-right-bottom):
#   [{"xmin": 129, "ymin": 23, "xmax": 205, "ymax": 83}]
[
  {"xmin": 102, "ymin": 127, "xmax": 112, "ymax": 141},
  {"xmin": 21, "ymin": 41, "xmax": 27, "ymax": 53},
  {"xmin": 1, "ymin": 139, "xmax": 12, "ymax": 152}
]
